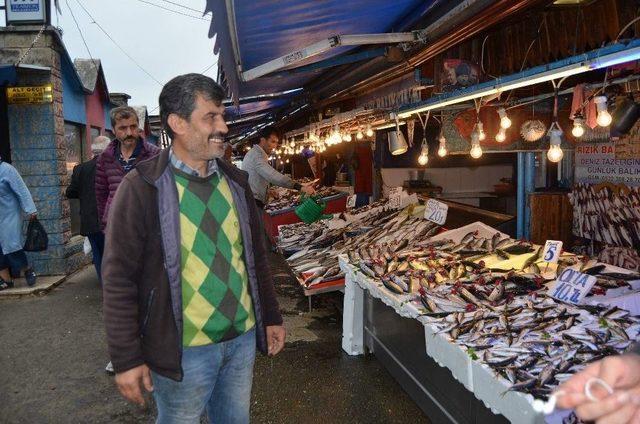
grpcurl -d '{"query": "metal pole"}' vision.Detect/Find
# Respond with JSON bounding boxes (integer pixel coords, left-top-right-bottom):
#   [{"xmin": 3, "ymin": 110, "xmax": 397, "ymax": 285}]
[
  {"xmin": 517, "ymin": 152, "xmax": 525, "ymax": 239},
  {"xmin": 524, "ymin": 152, "xmax": 536, "ymax": 240}
]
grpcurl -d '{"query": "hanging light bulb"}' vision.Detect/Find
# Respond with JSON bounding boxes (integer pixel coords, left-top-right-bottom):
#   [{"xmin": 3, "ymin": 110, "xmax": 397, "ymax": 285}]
[
  {"xmin": 495, "ymin": 128, "xmax": 506, "ymax": 143},
  {"xmin": 289, "ymin": 138, "xmax": 295, "ymax": 148},
  {"xmin": 437, "ymin": 135, "xmax": 447, "ymax": 157},
  {"xmin": 595, "ymin": 96, "xmax": 612, "ymax": 127},
  {"xmin": 547, "ymin": 129, "xmax": 564, "ymax": 162},
  {"xmin": 345, "ymin": 133, "xmax": 352, "ymax": 142},
  {"xmin": 329, "ymin": 125, "xmax": 341, "ymax": 145},
  {"xmin": 572, "ymin": 116, "xmax": 585, "ymax": 138},
  {"xmin": 365, "ymin": 124, "xmax": 374, "ymax": 138},
  {"xmin": 417, "ymin": 139, "xmax": 429, "ymax": 166},
  {"xmin": 476, "ymin": 121, "xmax": 486, "ymax": 141},
  {"xmin": 341, "ymin": 132, "xmax": 349, "ymax": 142},
  {"xmin": 469, "ymin": 132, "xmax": 483, "ymax": 159},
  {"xmin": 497, "ymin": 107, "xmax": 512, "ymax": 129},
  {"xmin": 285, "ymin": 158, "xmax": 290, "ymax": 164},
  {"xmin": 356, "ymin": 127, "xmax": 364, "ymax": 140}
]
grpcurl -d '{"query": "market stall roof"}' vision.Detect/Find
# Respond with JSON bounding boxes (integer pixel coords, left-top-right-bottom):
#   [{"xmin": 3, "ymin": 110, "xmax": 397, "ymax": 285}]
[{"xmin": 206, "ymin": 0, "xmax": 441, "ymax": 103}]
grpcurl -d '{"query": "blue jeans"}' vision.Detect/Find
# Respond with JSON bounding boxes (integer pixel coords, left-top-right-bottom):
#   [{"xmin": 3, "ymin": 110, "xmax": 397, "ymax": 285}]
[
  {"xmin": 87, "ymin": 232, "xmax": 105, "ymax": 282},
  {"xmin": 152, "ymin": 328, "xmax": 256, "ymax": 424}
]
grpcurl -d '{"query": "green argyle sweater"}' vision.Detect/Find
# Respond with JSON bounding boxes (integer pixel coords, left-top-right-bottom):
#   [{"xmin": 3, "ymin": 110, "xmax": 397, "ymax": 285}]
[{"xmin": 173, "ymin": 168, "xmax": 255, "ymax": 347}]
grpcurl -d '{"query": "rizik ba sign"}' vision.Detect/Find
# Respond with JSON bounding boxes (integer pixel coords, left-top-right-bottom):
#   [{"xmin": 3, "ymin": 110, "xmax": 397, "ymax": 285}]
[{"xmin": 6, "ymin": 0, "xmax": 47, "ymax": 25}]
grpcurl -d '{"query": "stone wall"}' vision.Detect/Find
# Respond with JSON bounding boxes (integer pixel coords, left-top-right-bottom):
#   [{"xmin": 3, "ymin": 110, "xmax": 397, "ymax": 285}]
[{"xmin": 1, "ymin": 27, "xmax": 88, "ymax": 275}]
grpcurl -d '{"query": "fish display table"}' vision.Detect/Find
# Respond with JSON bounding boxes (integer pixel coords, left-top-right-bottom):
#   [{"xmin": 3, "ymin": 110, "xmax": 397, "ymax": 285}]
[
  {"xmin": 339, "ymin": 220, "xmax": 640, "ymax": 424},
  {"xmin": 262, "ymin": 192, "xmax": 348, "ymax": 243}
]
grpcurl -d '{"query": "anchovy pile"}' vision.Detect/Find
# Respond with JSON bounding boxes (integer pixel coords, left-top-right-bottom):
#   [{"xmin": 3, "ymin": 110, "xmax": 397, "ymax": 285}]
[
  {"xmin": 570, "ymin": 183, "xmax": 640, "ymax": 249},
  {"xmin": 265, "ymin": 185, "xmax": 342, "ymax": 214},
  {"xmin": 345, "ymin": 227, "xmax": 640, "ymax": 399},
  {"xmin": 280, "ymin": 205, "xmax": 440, "ymax": 288},
  {"xmin": 423, "ymin": 295, "xmax": 638, "ymax": 399}
]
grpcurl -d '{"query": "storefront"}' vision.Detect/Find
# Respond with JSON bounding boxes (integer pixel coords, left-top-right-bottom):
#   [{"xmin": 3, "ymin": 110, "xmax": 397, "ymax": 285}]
[
  {"xmin": 212, "ymin": 0, "xmax": 640, "ymax": 422},
  {"xmin": 0, "ymin": 26, "xmax": 116, "ymax": 275}
]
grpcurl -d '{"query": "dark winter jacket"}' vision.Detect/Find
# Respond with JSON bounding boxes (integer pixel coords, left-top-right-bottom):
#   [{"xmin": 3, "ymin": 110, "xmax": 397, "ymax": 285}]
[
  {"xmin": 66, "ymin": 157, "xmax": 100, "ymax": 236},
  {"xmin": 95, "ymin": 139, "xmax": 159, "ymax": 229},
  {"xmin": 101, "ymin": 149, "xmax": 282, "ymax": 381}
]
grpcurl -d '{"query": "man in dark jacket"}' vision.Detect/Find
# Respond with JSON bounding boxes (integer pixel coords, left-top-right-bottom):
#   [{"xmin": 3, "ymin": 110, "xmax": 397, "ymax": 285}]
[
  {"xmin": 102, "ymin": 74, "xmax": 285, "ymax": 424},
  {"xmin": 95, "ymin": 106, "xmax": 159, "ymax": 229},
  {"xmin": 66, "ymin": 135, "xmax": 110, "ymax": 281}
]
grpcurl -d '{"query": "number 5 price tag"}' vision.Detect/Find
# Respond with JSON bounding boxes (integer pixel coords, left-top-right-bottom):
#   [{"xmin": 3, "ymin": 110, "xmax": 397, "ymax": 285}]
[
  {"xmin": 542, "ymin": 240, "xmax": 563, "ymax": 264},
  {"xmin": 547, "ymin": 268, "xmax": 597, "ymax": 305},
  {"xmin": 346, "ymin": 194, "xmax": 357, "ymax": 209},
  {"xmin": 424, "ymin": 199, "xmax": 448, "ymax": 225}
]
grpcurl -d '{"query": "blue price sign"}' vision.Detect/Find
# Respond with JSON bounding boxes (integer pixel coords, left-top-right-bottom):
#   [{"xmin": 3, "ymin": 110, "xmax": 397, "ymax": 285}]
[
  {"xmin": 547, "ymin": 268, "xmax": 597, "ymax": 305},
  {"xmin": 542, "ymin": 240, "xmax": 563, "ymax": 264}
]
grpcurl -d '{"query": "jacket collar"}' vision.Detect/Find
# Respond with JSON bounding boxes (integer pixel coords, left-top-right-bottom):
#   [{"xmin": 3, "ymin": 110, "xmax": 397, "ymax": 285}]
[
  {"xmin": 136, "ymin": 148, "xmax": 248, "ymax": 188},
  {"xmin": 103, "ymin": 137, "xmax": 150, "ymax": 160}
]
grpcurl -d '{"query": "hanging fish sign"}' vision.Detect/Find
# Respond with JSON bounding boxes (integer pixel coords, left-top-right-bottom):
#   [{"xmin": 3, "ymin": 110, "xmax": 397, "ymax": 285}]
[{"xmin": 547, "ymin": 268, "xmax": 597, "ymax": 305}]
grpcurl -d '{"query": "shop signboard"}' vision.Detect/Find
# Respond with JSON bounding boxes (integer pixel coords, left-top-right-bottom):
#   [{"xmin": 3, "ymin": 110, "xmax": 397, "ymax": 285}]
[
  {"xmin": 575, "ymin": 142, "xmax": 640, "ymax": 187},
  {"xmin": 6, "ymin": 0, "xmax": 47, "ymax": 25},
  {"xmin": 424, "ymin": 199, "xmax": 448, "ymax": 225},
  {"xmin": 388, "ymin": 187, "xmax": 403, "ymax": 209},
  {"xmin": 346, "ymin": 194, "xmax": 357, "ymax": 209},
  {"xmin": 547, "ymin": 268, "xmax": 597, "ymax": 305},
  {"xmin": 7, "ymin": 84, "xmax": 53, "ymax": 105}
]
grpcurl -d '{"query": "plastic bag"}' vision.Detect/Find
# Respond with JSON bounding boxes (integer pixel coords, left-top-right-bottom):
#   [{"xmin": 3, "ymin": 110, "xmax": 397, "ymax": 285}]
[
  {"xmin": 83, "ymin": 237, "xmax": 92, "ymax": 255},
  {"xmin": 23, "ymin": 217, "xmax": 48, "ymax": 252}
]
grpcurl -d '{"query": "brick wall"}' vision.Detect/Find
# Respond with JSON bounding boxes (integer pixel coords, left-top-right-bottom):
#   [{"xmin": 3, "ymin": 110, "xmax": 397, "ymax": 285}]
[{"xmin": 0, "ymin": 27, "xmax": 89, "ymax": 276}]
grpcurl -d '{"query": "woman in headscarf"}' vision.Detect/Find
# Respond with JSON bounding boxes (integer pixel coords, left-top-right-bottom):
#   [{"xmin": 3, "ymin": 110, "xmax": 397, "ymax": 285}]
[{"xmin": 0, "ymin": 156, "xmax": 37, "ymax": 289}]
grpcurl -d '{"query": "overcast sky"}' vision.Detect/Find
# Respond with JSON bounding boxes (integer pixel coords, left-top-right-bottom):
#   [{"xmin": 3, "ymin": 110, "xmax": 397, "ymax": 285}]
[{"xmin": 4, "ymin": 0, "xmax": 218, "ymax": 112}]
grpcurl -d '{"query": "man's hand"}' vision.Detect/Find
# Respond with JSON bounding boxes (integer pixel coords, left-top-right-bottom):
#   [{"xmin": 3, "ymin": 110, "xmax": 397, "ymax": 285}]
[
  {"xmin": 266, "ymin": 325, "xmax": 286, "ymax": 356},
  {"xmin": 556, "ymin": 354, "xmax": 640, "ymax": 423},
  {"xmin": 300, "ymin": 183, "xmax": 316, "ymax": 196},
  {"xmin": 115, "ymin": 364, "xmax": 154, "ymax": 406}
]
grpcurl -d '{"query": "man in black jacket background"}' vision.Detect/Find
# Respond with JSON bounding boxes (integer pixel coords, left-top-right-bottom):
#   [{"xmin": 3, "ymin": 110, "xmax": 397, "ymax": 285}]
[{"xmin": 66, "ymin": 135, "xmax": 110, "ymax": 282}]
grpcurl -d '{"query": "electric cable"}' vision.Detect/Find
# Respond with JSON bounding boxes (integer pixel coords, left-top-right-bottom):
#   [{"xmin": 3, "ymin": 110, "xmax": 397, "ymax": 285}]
[
  {"xmin": 132, "ymin": 0, "xmax": 209, "ymax": 21},
  {"xmin": 156, "ymin": 0, "xmax": 203, "ymax": 14},
  {"xmin": 74, "ymin": 0, "xmax": 164, "ymax": 86}
]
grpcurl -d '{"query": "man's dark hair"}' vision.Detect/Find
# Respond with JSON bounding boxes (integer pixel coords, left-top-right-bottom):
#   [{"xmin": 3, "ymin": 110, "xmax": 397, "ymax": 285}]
[
  {"xmin": 159, "ymin": 73, "xmax": 226, "ymax": 139},
  {"xmin": 110, "ymin": 106, "xmax": 139, "ymax": 128},
  {"xmin": 253, "ymin": 126, "xmax": 281, "ymax": 146}
]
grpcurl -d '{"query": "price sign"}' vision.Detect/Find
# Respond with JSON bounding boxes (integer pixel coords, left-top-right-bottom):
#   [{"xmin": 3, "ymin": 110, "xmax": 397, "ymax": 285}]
[
  {"xmin": 547, "ymin": 268, "xmax": 597, "ymax": 304},
  {"xmin": 346, "ymin": 194, "xmax": 357, "ymax": 209},
  {"xmin": 542, "ymin": 240, "xmax": 563, "ymax": 264},
  {"xmin": 424, "ymin": 199, "xmax": 448, "ymax": 225},
  {"xmin": 389, "ymin": 187, "xmax": 403, "ymax": 209}
]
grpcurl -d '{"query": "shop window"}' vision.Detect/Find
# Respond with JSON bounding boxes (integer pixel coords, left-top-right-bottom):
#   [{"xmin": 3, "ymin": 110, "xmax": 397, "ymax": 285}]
[{"xmin": 64, "ymin": 122, "xmax": 84, "ymax": 236}]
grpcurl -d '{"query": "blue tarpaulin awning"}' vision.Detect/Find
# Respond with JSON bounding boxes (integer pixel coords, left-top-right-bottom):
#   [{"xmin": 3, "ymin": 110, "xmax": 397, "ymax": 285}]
[{"xmin": 207, "ymin": 0, "xmax": 440, "ymax": 104}]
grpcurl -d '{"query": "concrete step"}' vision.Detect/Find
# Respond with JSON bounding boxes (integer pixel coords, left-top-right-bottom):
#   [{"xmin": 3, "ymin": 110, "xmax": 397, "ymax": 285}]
[{"xmin": 0, "ymin": 275, "xmax": 66, "ymax": 298}]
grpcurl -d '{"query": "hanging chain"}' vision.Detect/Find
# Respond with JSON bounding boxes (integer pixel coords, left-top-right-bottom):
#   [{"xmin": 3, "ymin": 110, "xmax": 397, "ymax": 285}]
[{"xmin": 15, "ymin": 25, "xmax": 47, "ymax": 66}]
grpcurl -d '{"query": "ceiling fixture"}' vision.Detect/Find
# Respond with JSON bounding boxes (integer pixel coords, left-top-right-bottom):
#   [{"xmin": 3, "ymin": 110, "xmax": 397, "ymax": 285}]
[
  {"xmin": 365, "ymin": 123, "xmax": 374, "ymax": 137},
  {"xmin": 356, "ymin": 127, "xmax": 364, "ymax": 140},
  {"xmin": 594, "ymin": 96, "xmax": 612, "ymax": 127},
  {"xmin": 547, "ymin": 128, "xmax": 564, "ymax": 163},
  {"xmin": 417, "ymin": 138, "xmax": 429, "ymax": 166},
  {"xmin": 437, "ymin": 134, "xmax": 447, "ymax": 157},
  {"xmin": 470, "ymin": 132, "xmax": 483, "ymax": 159},
  {"xmin": 571, "ymin": 115, "xmax": 586, "ymax": 138},
  {"xmin": 388, "ymin": 115, "xmax": 409, "ymax": 155},
  {"xmin": 497, "ymin": 107, "xmax": 512, "ymax": 129},
  {"xmin": 495, "ymin": 128, "xmax": 506, "ymax": 143}
]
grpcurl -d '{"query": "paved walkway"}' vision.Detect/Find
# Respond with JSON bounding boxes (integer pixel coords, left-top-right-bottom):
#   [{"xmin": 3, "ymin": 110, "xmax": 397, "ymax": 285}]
[{"xmin": 0, "ymin": 257, "xmax": 428, "ymax": 424}]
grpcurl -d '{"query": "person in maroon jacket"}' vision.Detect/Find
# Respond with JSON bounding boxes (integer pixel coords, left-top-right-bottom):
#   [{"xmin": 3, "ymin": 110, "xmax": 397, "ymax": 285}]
[{"xmin": 95, "ymin": 106, "xmax": 159, "ymax": 230}]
